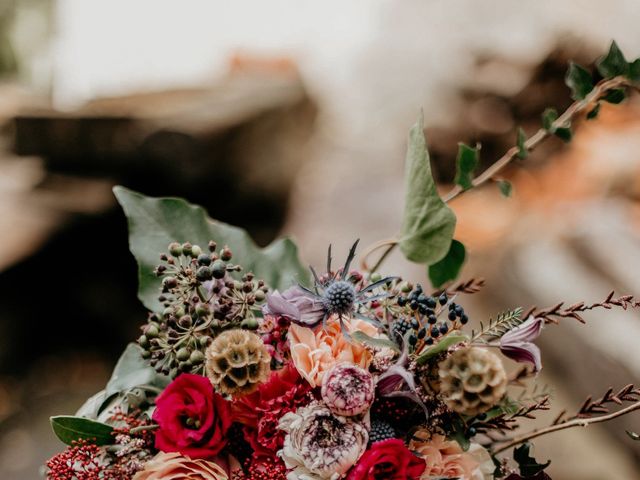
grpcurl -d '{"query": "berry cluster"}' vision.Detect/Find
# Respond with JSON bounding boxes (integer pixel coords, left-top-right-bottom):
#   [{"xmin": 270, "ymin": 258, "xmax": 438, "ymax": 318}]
[
  {"xmin": 138, "ymin": 241, "xmax": 269, "ymax": 378},
  {"xmin": 392, "ymin": 284, "xmax": 469, "ymax": 350}
]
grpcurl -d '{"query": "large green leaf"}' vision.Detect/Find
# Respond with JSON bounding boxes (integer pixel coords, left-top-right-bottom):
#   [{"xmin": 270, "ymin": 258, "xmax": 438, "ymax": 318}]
[
  {"xmin": 114, "ymin": 186, "xmax": 310, "ymax": 311},
  {"xmin": 399, "ymin": 114, "xmax": 456, "ymax": 265},
  {"xmin": 596, "ymin": 41, "xmax": 628, "ymax": 78},
  {"xmin": 105, "ymin": 343, "xmax": 169, "ymax": 396},
  {"xmin": 565, "ymin": 62, "xmax": 593, "ymax": 100},
  {"xmin": 51, "ymin": 416, "xmax": 114, "ymax": 446},
  {"xmin": 428, "ymin": 239, "xmax": 466, "ymax": 288}
]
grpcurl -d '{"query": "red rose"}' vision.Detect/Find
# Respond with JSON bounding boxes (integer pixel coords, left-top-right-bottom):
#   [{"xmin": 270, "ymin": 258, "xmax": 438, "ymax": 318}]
[
  {"xmin": 232, "ymin": 363, "xmax": 312, "ymax": 456},
  {"xmin": 153, "ymin": 373, "xmax": 232, "ymax": 459},
  {"xmin": 347, "ymin": 439, "xmax": 426, "ymax": 480}
]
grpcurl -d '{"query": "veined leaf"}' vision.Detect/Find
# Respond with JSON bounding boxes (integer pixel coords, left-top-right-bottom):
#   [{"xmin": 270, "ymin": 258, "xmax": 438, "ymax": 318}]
[
  {"xmin": 416, "ymin": 332, "xmax": 468, "ymax": 364},
  {"xmin": 428, "ymin": 239, "xmax": 466, "ymax": 288},
  {"xmin": 399, "ymin": 114, "xmax": 456, "ymax": 266},
  {"xmin": 565, "ymin": 62, "xmax": 593, "ymax": 100},
  {"xmin": 454, "ymin": 143, "xmax": 479, "ymax": 191},
  {"xmin": 114, "ymin": 186, "xmax": 310, "ymax": 311},
  {"xmin": 351, "ymin": 330, "xmax": 400, "ymax": 353},
  {"xmin": 51, "ymin": 416, "xmax": 114, "ymax": 446}
]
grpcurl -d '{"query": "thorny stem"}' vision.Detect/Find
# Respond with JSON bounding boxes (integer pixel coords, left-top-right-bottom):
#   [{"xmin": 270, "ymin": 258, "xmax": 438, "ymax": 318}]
[
  {"xmin": 492, "ymin": 400, "xmax": 640, "ymax": 455},
  {"xmin": 360, "ymin": 76, "xmax": 639, "ymax": 273}
]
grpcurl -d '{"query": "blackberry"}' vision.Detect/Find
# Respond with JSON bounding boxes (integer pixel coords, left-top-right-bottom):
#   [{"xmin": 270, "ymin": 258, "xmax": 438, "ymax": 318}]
[
  {"xmin": 324, "ymin": 280, "xmax": 356, "ymax": 313},
  {"xmin": 369, "ymin": 420, "xmax": 396, "ymax": 445}
]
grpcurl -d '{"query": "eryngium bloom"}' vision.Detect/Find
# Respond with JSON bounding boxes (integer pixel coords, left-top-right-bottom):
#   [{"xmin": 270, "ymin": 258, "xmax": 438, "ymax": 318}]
[
  {"xmin": 321, "ymin": 363, "xmax": 375, "ymax": 417},
  {"xmin": 278, "ymin": 402, "xmax": 369, "ymax": 479}
]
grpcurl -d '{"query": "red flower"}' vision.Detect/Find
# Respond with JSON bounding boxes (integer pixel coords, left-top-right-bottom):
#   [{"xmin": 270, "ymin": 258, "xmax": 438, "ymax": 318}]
[
  {"xmin": 232, "ymin": 364, "xmax": 312, "ymax": 456},
  {"xmin": 347, "ymin": 439, "xmax": 426, "ymax": 480},
  {"xmin": 153, "ymin": 373, "xmax": 232, "ymax": 459}
]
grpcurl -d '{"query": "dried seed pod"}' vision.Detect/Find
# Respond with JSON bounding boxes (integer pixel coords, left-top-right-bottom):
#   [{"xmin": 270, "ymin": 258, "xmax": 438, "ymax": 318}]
[
  {"xmin": 438, "ymin": 347, "xmax": 507, "ymax": 416},
  {"xmin": 205, "ymin": 329, "xmax": 271, "ymax": 396}
]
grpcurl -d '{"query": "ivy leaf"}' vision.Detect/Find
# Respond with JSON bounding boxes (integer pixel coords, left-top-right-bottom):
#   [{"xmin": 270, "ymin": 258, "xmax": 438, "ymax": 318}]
[
  {"xmin": 399, "ymin": 114, "xmax": 456, "ymax": 265},
  {"xmin": 565, "ymin": 62, "xmax": 593, "ymax": 100},
  {"xmin": 428, "ymin": 239, "xmax": 466, "ymax": 288},
  {"xmin": 114, "ymin": 186, "xmax": 310, "ymax": 312},
  {"xmin": 416, "ymin": 332, "xmax": 469, "ymax": 364},
  {"xmin": 105, "ymin": 343, "xmax": 169, "ymax": 396},
  {"xmin": 454, "ymin": 143, "xmax": 479, "ymax": 191},
  {"xmin": 516, "ymin": 128, "xmax": 528, "ymax": 160},
  {"xmin": 51, "ymin": 416, "xmax": 114, "ymax": 446},
  {"xmin": 597, "ymin": 41, "xmax": 628, "ymax": 78},
  {"xmin": 629, "ymin": 58, "xmax": 640, "ymax": 82},
  {"xmin": 554, "ymin": 127, "xmax": 572, "ymax": 143},
  {"xmin": 602, "ymin": 88, "xmax": 626, "ymax": 104},
  {"xmin": 541, "ymin": 108, "xmax": 558, "ymax": 131},
  {"xmin": 514, "ymin": 443, "xmax": 551, "ymax": 477},
  {"xmin": 626, "ymin": 430, "xmax": 640, "ymax": 441},
  {"xmin": 498, "ymin": 180, "xmax": 513, "ymax": 198},
  {"xmin": 351, "ymin": 330, "xmax": 400, "ymax": 353},
  {"xmin": 587, "ymin": 102, "xmax": 601, "ymax": 120}
]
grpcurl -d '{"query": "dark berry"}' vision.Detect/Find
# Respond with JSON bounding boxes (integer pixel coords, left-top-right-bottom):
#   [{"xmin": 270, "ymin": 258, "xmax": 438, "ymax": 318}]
[
  {"xmin": 439, "ymin": 323, "xmax": 449, "ymax": 334},
  {"xmin": 448, "ymin": 311, "xmax": 457, "ymax": 321},
  {"xmin": 431, "ymin": 326, "xmax": 440, "ymax": 337},
  {"xmin": 410, "ymin": 300, "xmax": 419, "ymax": 310},
  {"xmin": 418, "ymin": 328, "xmax": 427, "ymax": 339},
  {"xmin": 408, "ymin": 334, "xmax": 417, "ymax": 345},
  {"xmin": 418, "ymin": 304, "xmax": 429, "ymax": 315},
  {"xmin": 417, "ymin": 294, "xmax": 428, "ymax": 304},
  {"xmin": 425, "ymin": 337, "xmax": 434, "ymax": 345},
  {"xmin": 468, "ymin": 426, "xmax": 477, "ymax": 437},
  {"xmin": 439, "ymin": 293, "xmax": 448, "ymax": 305},
  {"xmin": 460, "ymin": 314, "xmax": 469, "ymax": 324},
  {"xmin": 426, "ymin": 297, "xmax": 437, "ymax": 309},
  {"xmin": 428, "ymin": 314, "xmax": 437, "ymax": 324},
  {"xmin": 397, "ymin": 296, "xmax": 407, "ymax": 307},
  {"xmin": 410, "ymin": 318, "xmax": 419, "ymax": 329},
  {"xmin": 449, "ymin": 303, "xmax": 456, "ymax": 311},
  {"xmin": 391, "ymin": 319, "xmax": 412, "ymax": 340},
  {"xmin": 455, "ymin": 305, "xmax": 464, "ymax": 316}
]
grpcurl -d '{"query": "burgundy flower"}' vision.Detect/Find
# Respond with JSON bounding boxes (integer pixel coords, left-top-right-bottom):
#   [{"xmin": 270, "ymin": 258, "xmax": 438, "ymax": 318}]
[
  {"xmin": 347, "ymin": 438, "xmax": 426, "ymax": 480},
  {"xmin": 231, "ymin": 363, "xmax": 313, "ymax": 457},
  {"xmin": 153, "ymin": 374, "xmax": 232, "ymax": 459},
  {"xmin": 500, "ymin": 316, "xmax": 544, "ymax": 372}
]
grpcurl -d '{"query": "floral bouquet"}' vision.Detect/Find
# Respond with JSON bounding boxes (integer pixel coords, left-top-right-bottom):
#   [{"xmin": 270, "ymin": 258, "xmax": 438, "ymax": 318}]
[{"xmin": 46, "ymin": 42, "xmax": 640, "ymax": 480}]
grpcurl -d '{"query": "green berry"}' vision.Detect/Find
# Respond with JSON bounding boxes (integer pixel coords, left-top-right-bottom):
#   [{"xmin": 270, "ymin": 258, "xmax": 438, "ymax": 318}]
[
  {"xmin": 168, "ymin": 242, "xmax": 182, "ymax": 257},
  {"xmin": 190, "ymin": 350, "xmax": 205, "ymax": 364},
  {"xmin": 211, "ymin": 260, "xmax": 227, "ymax": 279},
  {"xmin": 176, "ymin": 348, "xmax": 191, "ymax": 361}
]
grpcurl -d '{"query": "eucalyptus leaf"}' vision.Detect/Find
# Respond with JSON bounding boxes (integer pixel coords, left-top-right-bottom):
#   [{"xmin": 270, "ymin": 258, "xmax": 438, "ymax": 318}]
[
  {"xmin": 351, "ymin": 330, "xmax": 400, "ymax": 353},
  {"xmin": 565, "ymin": 62, "xmax": 593, "ymax": 100},
  {"xmin": 51, "ymin": 415, "xmax": 114, "ymax": 446},
  {"xmin": 596, "ymin": 41, "xmax": 628, "ymax": 78},
  {"xmin": 498, "ymin": 180, "xmax": 512, "ymax": 198},
  {"xmin": 416, "ymin": 332, "xmax": 468, "ymax": 364},
  {"xmin": 114, "ymin": 186, "xmax": 310, "ymax": 311},
  {"xmin": 399, "ymin": 114, "xmax": 456, "ymax": 265},
  {"xmin": 428, "ymin": 239, "xmax": 466, "ymax": 288},
  {"xmin": 516, "ymin": 128, "xmax": 528, "ymax": 160},
  {"xmin": 454, "ymin": 143, "xmax": 479, "ymax": 191}
]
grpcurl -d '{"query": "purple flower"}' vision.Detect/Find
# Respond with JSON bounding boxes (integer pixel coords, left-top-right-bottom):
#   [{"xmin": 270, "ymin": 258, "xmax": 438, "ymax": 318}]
[
  {"xmin": 263, "ymin": 286, "xmax": 326, "ymax": 327},
  {"xmin": 499, "ymin": 316, "xmax": 544, "ymax": 372}
]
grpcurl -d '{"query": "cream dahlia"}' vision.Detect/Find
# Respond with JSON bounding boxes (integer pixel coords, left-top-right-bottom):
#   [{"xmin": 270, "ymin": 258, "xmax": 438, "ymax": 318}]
[{"xmin": 278, "ymin": 402, "xmax": 369, "ymax": 479}]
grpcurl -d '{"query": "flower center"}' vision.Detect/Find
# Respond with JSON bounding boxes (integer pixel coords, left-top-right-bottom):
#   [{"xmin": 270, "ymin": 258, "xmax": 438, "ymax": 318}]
[{"xmin": 183, "ymin": 415, "xmax": 202, "ymax": 430}]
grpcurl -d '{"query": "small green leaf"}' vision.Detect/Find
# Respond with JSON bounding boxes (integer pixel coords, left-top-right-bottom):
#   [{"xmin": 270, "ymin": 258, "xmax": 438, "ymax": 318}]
[
  {"xmin": 516, "ymin": 128, "xmax": 528, "ymax": 160},
  {"xmin": 416, "ymin": 332, "xmax": 469, "ymax": 364},
  {"xmin": 565, "ymin": 62, "xmax": 593, "ymax": 100},
  {"xmin": 454, "ymin": 143, "xmax": 479, "ymax": 191},
  {"xmin": 602, "ymin": 88, "xmax": 626, "ymax": 104},
  {"xmin": 629, "ymin": 58, "xmax": 640, "ymax": 82},
  {"xmin": 51, "ymin": 416, "xmax": 114, "ymax": 446},
  {"xmin": 449, "ymin": 416, "xmax": 471, "ymax": 451},
  {"xmin": 428, "ymin": 239, "xmax": 466, "ymax": 288},
  {"xmin": 514, "ymin": 443, "xmax": 551, "ymax": 477},
  {"xmin": 399, "ymin": 114, "xmax": 457, "ymax": 266},
  {"xmin": 554, "ymin": 126, "xmax": 572, "ymax": 143},
  {"xmin": 597, "ymin": 41, "xmax": 628, "ymax": 78},
  {"xmin": 626, "ymin": 430, "xmax": 640, "ymax": 441},
  {"xmin": 587, "ymin": 102, "xmax": 601, "ymax": 120},
  {"xmin": 498, "ymin": 180, "xmax": 512, "ymax": 197},
  {"xmin": 541, "ymin": 108, "xmax": 558, "ymax": 131},
  {"xmin": 114, "ymin": 187, "xmax": 310, "ymax": 311},
  {"xmin": 351, "ymin": 330, "xmax": 400, "ymax": 353}
]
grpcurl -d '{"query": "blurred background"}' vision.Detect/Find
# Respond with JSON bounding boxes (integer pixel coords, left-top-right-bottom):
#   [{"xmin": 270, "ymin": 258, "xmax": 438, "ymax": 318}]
[{"xmin": 0, "ymin": 0, "xmax": 639, "ymax": 478}]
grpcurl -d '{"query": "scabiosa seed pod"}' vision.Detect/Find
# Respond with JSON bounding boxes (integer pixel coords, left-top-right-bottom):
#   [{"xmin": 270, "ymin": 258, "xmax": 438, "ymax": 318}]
[
  {"xmin": 438, "ymin": 347, "xmax": 507, "ymax": 416},
  {"xmin": 278, "ymin": 402, "xmax": 368, "ymax": 479},
  {"xmin": 321, "ymin": 362, "xmax": 375, "ymax": 417},
  {"xmin": 205, "ymin": 329, "xmax": 271, "ymax": 396}
]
